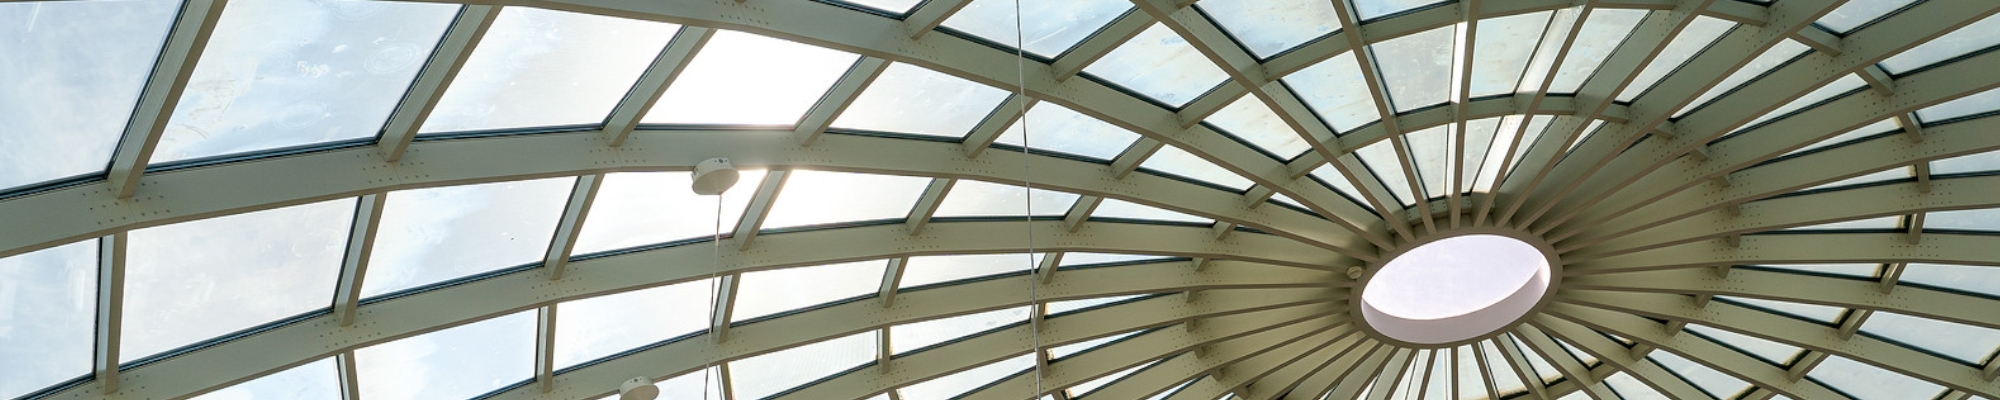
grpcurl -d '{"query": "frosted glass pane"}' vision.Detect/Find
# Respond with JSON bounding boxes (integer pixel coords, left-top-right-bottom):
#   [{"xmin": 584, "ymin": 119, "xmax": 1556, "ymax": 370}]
[
  {"xmin": 1546, "ymin": 9, "xmax": 1648, "ymax": 93},
  {"xmin": 900, "ymin": 253, "xmax": 1041, "ymax": 288},
  {"xmin": 1355, "ymin": 139, "xmax": 1416, "ymax": 206},
  {"xmin": 124, "ymin": 199, "xmax": 352, "ymax": 362},
  {"xmin": 1094, "ymin": 198, "xmax": 1211, "ymax": 223},
  {"xmin": 1816, "ymin": 0, "xmax": 1919, "ymax": 33},
  {"xmin": 1916, "ymin": 86, "xmax": 2000, "ymax": 122},
  {"xmin": 1685, "ymin": 324, "xmax": 1801, "ymax": 365},
  {"xmin": 1372, "ymin": 26, "xmax": 1454, "ymax": 112},
  {"xmin": 891, "ymin": 307, "xmax": 1030, "ymax": 354},
  {"xmin": 1047, "ymin": 294, "xmax": 1146, "ymax": 316},
  {"xmin": 733, "ymin": 261, "xmax": 885, "ymax": 322},
  {"xmin": 1197, "ymin": 0, "xmax": 1340, "ymax": 58},
  {"xmin": 831, "ymin": 63, "xmax": 1011, "ymax": 138},
  {"xmin": 1286, "ymin": 52, "xmax": 1381, "ymax": 132},
  {"xmin": 1617, "ymin": 17, "xmax": 1735, "ymax": 102},
  {"xmin": 356, "ymin": 311, "xmax": 535, "ymax": 400},
  {"xmin": 763, "ymin": 171, "xmax": 931, "ymax": 229},
  {"xmin": 1067, "ymin": 362, "xmax": 1152, "ymax": 398},
  {"xmin": 1205, "ymin": 95, "xmax": 1310, "ymax": 158},
  {"xmin": 1139, "ymin": 145, "xmax": 1255, "ymax": 189},
  {"xmin": 191, "ymin": 358, "xmax": 341, "ymax": 400},
  {"xmin": 1083, "ymin": 23, "xmax": 1230, "ymax": 106},
  {"xmin": 1925, "ymin": 209, "xmax": 2000, "ymax": 232},
  {"xmin": 933, "ymin": 179, "xmax": 1080, "ymax": 218},
  {"xmin": 422, "ymin": 8, "xmax": 677, "ymax": 133},
  {"xmin": 362, "ymin": 177, "xmax": 575, "ymax": 297},
  {"xmin": 729, "ymin": 332, "xmax": 876, "ymax": 400},
  {"xmin": 1879, "ymin": 13, "xmax": 2000, "ymax": 74},
  {"xmin": 0, "ymin": 240, "xmax": 96, "ymax": 399},
  {"xmin": 553, "ymin": 279, "xmax": 715, "ymax": 369},
  {"xmin": 1050, "ymin": 330, "xmax": 1142, "ymax": 359},
  {"xmin": 941, "ymin": 0, "xmax": 1131, "ymax": 57},
  {"xmin": 1679, "ymin": 40, "xmax": 1811, "ymax": 117},
  {"xmin": 899, "ymin": 355, "xmax": 1034, "ymax": 400},
  {"xmin": 1470, "ymin": 12, "xmax": 1552, "ymax": 97},
  {"xmin": 0, "ymin": 0, "xmax": 174, "ymax": 190},
  {"xmin": 1354, "ymin": 0, "xmax": 1444, "ymax": 20},
  {"xmin": 1806, "ymin": 356, "xmax": 1944, "ymax": 400},
  {"xmin": 572, "ymin": 170, "xmax": 765, "ymax": 255},
  {"xmin": 1860, "ymin": 311, "xmax": 2000, "ymax": 364},
  {"xmin": 644, "ymin": 30, "xmax": 859, "ymax": 125},
  {"xmin": 994, "ymin": 103, "xmax": 1143, "ymax": 160},
  {"xmin": 1718, "ymin": 296, "xmax": 1844, "ymax": 323}
]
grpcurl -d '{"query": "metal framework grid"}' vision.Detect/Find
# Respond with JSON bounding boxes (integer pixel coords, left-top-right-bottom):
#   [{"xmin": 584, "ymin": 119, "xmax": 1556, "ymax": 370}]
[{"xmin": 4, "ymin": 0, "xmax": 2000, "ymax": 399}]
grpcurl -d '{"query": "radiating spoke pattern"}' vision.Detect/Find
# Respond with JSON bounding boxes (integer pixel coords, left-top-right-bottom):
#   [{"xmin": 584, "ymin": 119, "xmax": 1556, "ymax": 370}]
[{"xmin": 6, "ymin": 0, "xmax": 2000, "ymax": 400}]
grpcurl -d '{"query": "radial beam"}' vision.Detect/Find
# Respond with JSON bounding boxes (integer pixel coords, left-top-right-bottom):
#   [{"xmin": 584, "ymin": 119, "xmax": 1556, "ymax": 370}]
[
  {"xmin": 902, "ymin": 0, "xmax": 972, "ymax": 38},
  {"xmin": 31, "ymin": 223, "xmax": 1338, "ymax": 400},
  {"xmin": 602, "ymin": 26, "xmax": 716, "ymax": 147},
  {"xmin": 1542, "ymin": 302, "xmax": 1849, "ymax": 398},
  {"xmin": 1564, "ymin": 268, "xmax": 2000, "ymax": 332},
  {"xmin": 1530, "ymin": 314, "xmax": 1738, "ymax": 400},
  {"xmin": 1049, "ymin": 11, "xmax": 1153, "ymax": 81},
  {"xmin": 1561, "ymin": 290, "xmax": 2000, "ymax": 397},
  {"xmin": 958, "ymin": 316, "xmax": 1348, "ymax": 400},
  {"xmin": 105, "ymin": 0, "xmax": 228, "ymax": 198},
  {"xmin": 94, "ymin": 233, "xmax": 129, "ymax": 392},
  {"xmin": 904, "ymin": 178, "xmax": 955, "ymax": 235},
  {"xmin": 962, "ymin": 94, "xmax": 1034, "ymax": 158},
  {"xmin": 0, "ymin": 130, "xmax": 1369, "ymax": 262},
  {"xmin": 543, "ymin": 174, "xmax": 605, "ymax": 280},
  {"xmin": 333, "ymin": 194, "xmax": 388, "ymax": 326},
  {"xmin": 796, "ymin": 57, "xmax": 892, "ymax": 146},
  {"xmin": 1529, "ymin": 0, "xmax": 1997, "ymax": 236},
  {"xmin": 1570, "ymin": 233, "xmax": 2000, "ymax": 275},
  {"xmin": 377, "ymin": 5, "xmax": 503, "ymax": 161},
  {"xmin": 1272, "ymin": 340, "xmax": 1386, "ymax": 400},
  {"xmin": 1549, "ymin": 47, "xmax": 2000, "ymax": 249}
]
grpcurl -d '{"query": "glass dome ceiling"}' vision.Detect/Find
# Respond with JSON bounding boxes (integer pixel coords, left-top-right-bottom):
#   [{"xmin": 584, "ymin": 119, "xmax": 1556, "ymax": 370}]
[{"xmin": 4, "ymin": 0, "xmax": 2000, "ymax": 399}]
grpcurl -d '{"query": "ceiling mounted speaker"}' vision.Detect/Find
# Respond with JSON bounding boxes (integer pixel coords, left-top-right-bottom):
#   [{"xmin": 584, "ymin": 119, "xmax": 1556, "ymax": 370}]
[
  {"xmin": 618, "ymin": 376, "xmax": 659, "ymax": 400},
  {"xmin": 691, "ymin": 157, "xmax": 741, "ymax": 196}
]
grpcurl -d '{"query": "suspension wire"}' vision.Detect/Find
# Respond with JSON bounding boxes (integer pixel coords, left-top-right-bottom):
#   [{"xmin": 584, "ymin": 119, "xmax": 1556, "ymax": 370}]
[
  {"xmin": 702, "ymin": 191, "xmax": 725, "ymax": 400},
  {"xmin": 1010, "ymin": 0, "xmax": 1046, "ymax": 398}
]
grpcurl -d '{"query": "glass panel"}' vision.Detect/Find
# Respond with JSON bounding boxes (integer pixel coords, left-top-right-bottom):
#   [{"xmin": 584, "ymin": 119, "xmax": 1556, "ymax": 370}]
[
  {"xmin": 1093, "ymin": 198, "xmax": 1212, "ymax": 223},
  {"xmin": 571, "ymin": 170, "xmax": 766, "ymax": 255},
  {"xmin": 153, "ymin": 0, "xmax": 456, "ymax": 162},
  {"xmin": 1372, "ymin": 26, "xmax": 1454, "ymax": 112},
  {"xmin": 1061, "ymin": 252, "xmax": 1170, "ymax": 266},
  {"xmin": 1047, "ymin": 294, "xmax": 1146, "ymax": 316},
  {"xmin": 1878, "ymin": 13, "xmax": 2000, "ymax": 74},
  {"xmin": 362, "ymin": 177, "xmax": 575, "ymax": 298},
  {"xmin": 762, "ymin": 171, "xmax": 931, "ymax": 229},
  {"xmin": 899, "ymin": 355, "xmax": 1034, "ymax": 400},
  {"xmin": 1736, "ymin": 75, "xmax": 1868, "ymax": 134},
  {"xmin": 1924, "ymin": 208, "xmax": 2000, "ymax": 232},
  {"xmin": 1083, "ymin": 23, "xmax": 1230, "ymax": 106},
  {"xmin": 1355, "ymin": 139, "xmax": 1416, "ymax": 206},
  {"xmin": 0, "ymin": 0, "xmax": 175, "ymax": 190},
  {"xmin": 1452, "ymin": 346, "xmax": 1486, "ymax": 400},
  {"xmin": 1470, "ymin": 12, "xmax": 1552, "ymax": 98},
  {"xmin": 1604, "ymin": 373, "xmax": 1669, "ymax": 400},
  {"xmin": 1935, "ymin": 149, "xmax": 2000, "ymax": 175},
  {"xmin": 1648, "ymin": 351, "xmax": 1749, "ymax": 400},
  {"xmin": 1477, "ymin": 341, "xmax": 1530, "ymax": 397},
  {"xmin": 900, "ymin": 253, "xmax": 1041, "ymax": 288},
  {"xmin": 994, "ymin": 103, "xmax": 1144, "ymax": 160},
  {"xmin": 1860, "ymin": 311, "xmax": 2000, "ymax": 364},
  {"xmin": 1746, "ymin": 264, "xmax": 1879, "ymax": 279},
  {"xmin": 1196, "ymin": 0, "xmax": 1339, "ymax": 58},
  {"xmin": 0, "ymin": 241, "xmax": 95, "ymax": 399},
  {"xmin": 1456, "ymin": 117, "xmax": 1501, "ymax": 193},
  {"xmin": 1505, "ymin": 335, "xmax": 1562, "ymax": 384},
  {"xmin": 1899, "ymin": 263, "xmax": 2000, "ymax": 296},
  {"xmin": 934, "ymin": 180, "xmax": 1079, "ymax": 218},
  {"xmin": 841, "ymin": 0, "xmax": 922, "ymax": 14},
  {"xmin": 1354, "ymin": 0, "xmax": 1445, "ymax": 20},
  {"xmin": 941, "ymin": 0, "xmax": 1131, "ymax": 57},
  {"xmin": 1717, "ymin": 296, "xmax": 1844, "ymax": 323},
  {"xmin": 643, "ymin": 30, "xmax": 859, "ymax": 125},
  {"xmin": 1286, "ymin": 52, "xmax": 1381, "ymax": 132},
  {"xmin": 1405, "ymin": 125, "xmax": 1451, "ymax": 199},
  {"xmin": 124, "ymin": 199, "xmax": 352, "ymax": 362},
  {"xmin": 191, "ymin": 357, "xmax": 341, "ymax": 400},
  {"xmin": 1815, "ymin": 0, "xmax": 1920, "ymax": 34},
  {"xmin": 1547, "ymin": 9, "xmax": 1648, "ymax": 93},
  {"xmin": 891, "ymin": 306, "xmax": 1030, "ymax": 354},
  {"xmin": 1514, "ymin": 9, "xmax": 1580, "ymax": 94},
  {"xmin": 1139, "ymin": 145, "xmax": 1255, "ymax": 190},
  {"xmin": 553, "ymin": 279, "xmax": 715, "ymax": 369},
  {"xmin": 422, "ymin": 8, "xmax": 678, "ymax": 133},
  {"xmin": 356, "ymin": 310, "xmax": 536, "ymax": 400},
  {"xmin": 1784, "ymin": 216, "xmax": 1902, "ymax": 231},
  {"xmin": 733, "ymin": 260, "xmax": 885, "ymax": 322},
  {"xmin": 1472, "ymin": 116, "xmax": 1547, "ymax": 191},
  {"xmin": 1684, "ymin": 324, "xmax": 1802, "ymax": 365},
  {"xmin": 1309, "ymin": 164, "xmax": 1372, "ymax": 210},
  {"xmin": 1806, "ymin": 355, "xmax": 1945, "ymax": 400},
  {"xmin": 1205, "ymin": 95, "xmax": 1310, "ymax": 158},
  {"xmin": 1797, "ymin": 166, "xmax": 1910, "ymax": 192},
  {"xmin": 831, "ymin": 63, "xmax": 1011, "ymax": 138},
  {"xmin": 1617, "ymin": 17, "xmax": 1735, "ymax": 102},
  {"xmin": 1067, "ymin": 361, "xmax": 1153, "ymax": 398},
  {"xmin": 729, "ymin": 331, "xmax": 876, "ymax": 400},
  {"xmin": 1917, "ymin": 86, "xmax": 2000, "ymax": 122},
  {"xmin": 1784, "ymin": 119, "xmax": 1900, "ymax": 157},
  {"xmin": 1678, "ymin": 40, "xmax": 1812, "ymax": 117}
]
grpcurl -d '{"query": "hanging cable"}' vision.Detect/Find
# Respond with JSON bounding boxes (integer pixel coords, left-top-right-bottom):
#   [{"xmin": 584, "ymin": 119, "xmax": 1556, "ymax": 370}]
[
  {"xmin": 701, "ymin": 190, "xmax": 724, "ymax": 400},
  {"xmin": 1009, "ymin": 0, "xmax": 1046, "ymax": 398}
]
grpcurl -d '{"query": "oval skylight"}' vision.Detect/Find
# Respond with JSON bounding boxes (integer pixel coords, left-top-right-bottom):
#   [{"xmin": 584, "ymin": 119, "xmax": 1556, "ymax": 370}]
[{"xmin": 1359, "ymin": 234, "xmax": 1553, "ymax": 345}]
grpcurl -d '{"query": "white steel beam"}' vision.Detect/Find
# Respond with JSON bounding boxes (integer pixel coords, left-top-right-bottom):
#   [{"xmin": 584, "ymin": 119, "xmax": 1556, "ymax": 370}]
[
  {"xmin": 1049, "ymin": 11, "xmax": 1153, "ymax": 81},
  {"xmin": 1531, "ymin": 314, "xmax": 1738, "ymax": 400},
  {"xmin": 1565, "ymin": 268, "xmax": 2000, "ymax": 332},
  {"xmin": 1477, "ymin": 2, "xmax": 1591, "ymax": 226},
  {"xmin": 1511, "ymin": 325, "xmax": 1619, "ymax": 399},
  {"xmin": 1490, "ymin": 334, "xmax": 1555, "ymax": 400},
  {"xmin": 1325, "ymin": 0, "xmax": 1438, "ymax": 236},
  {"xmin": 905, "ymin": 178, "xmax": 955, "ymax": 235},
  {"xmin": 377, "ymin": 5, "xmax": 503, "ymax": 161},
  {"xmin": 1542, "ymin": 302, "xmax": 1849, "ymax": 399},
  {"xmin": 334, "ymin": 194, "xmax": 388, "ymax": 326},
  {"xmin": 602, "ymin": 26, "xmax": 716, "ymax": 147},
  {"xmin": 796, "ymin": 57, "xmax": 892, "ymax": 146},
  {"xmin": 94, "ymin": 233, "xmax": 129, "ymax": 392},
  {"xmin": 962, "ymin": 94, "xmax": 1034, "ymax": 158},
  {"xmin": 903, "ymin": 0, "xmax": 972, "ymax": 39},
  {"xmin": 543, "ymin": 174, "xmax": 605, "ymax": 280},
  {"xmin": 534, "ymin": 305, "xmax": 558, "ymax": 393},
  {"xmin": 106, "ymin": 0, "xmax": 228, "ymax": 198},
  {"xmin": 1273, "ymin": 340, "xmax": 1387, "ymax": 400},
  {"xmin": 731, "ymin": 171, "xmax": 789, "ymax": 250}
]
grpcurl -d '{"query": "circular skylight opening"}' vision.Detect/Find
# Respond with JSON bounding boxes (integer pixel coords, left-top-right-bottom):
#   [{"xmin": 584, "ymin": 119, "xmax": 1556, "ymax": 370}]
[{"xmin": 1354, "ymin": 233, "xmax": 1556, "ymax": 346}]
